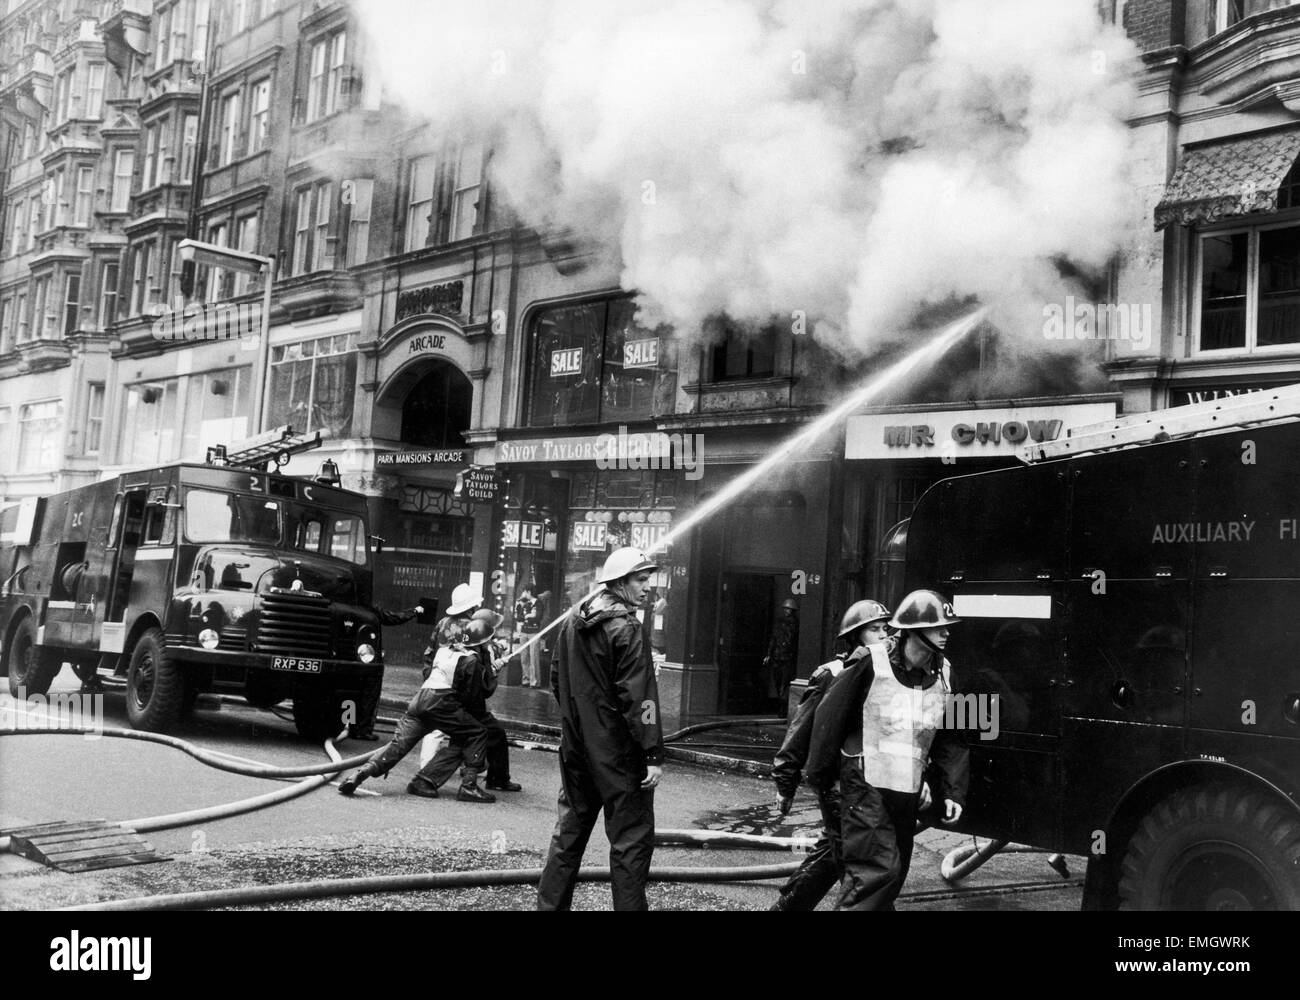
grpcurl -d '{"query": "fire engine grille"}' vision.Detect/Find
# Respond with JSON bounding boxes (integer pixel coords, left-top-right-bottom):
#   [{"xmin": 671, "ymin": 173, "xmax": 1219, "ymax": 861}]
[
  {"xmin": 253, "ymin": 593, "xmax": 332, "ymax": 657},
  {"xmin": 218, "ymin": 626, "xmax": 248, "ymax": 652}
]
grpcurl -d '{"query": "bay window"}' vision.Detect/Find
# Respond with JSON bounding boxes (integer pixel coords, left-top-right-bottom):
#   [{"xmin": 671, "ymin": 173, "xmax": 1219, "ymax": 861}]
[{"xmin": 1197, "ymin": 222, "xmax": 1300, "ymax": 352}]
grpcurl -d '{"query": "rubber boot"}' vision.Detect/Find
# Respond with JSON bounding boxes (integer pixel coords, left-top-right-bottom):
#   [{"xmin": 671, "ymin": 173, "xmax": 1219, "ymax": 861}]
[
  {"xmin": 456, "ymin": 779, "xmax": 497, "ymax": 803},
  {"xmin": 338, "ymin": 762, "xmax": 379, "ymax": 796}
]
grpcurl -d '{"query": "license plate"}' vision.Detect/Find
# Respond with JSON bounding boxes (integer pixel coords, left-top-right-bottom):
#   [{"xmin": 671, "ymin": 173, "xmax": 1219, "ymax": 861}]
[{"xmin": 272, "ymin": 657, "xmax": 322, "ymax": 673}]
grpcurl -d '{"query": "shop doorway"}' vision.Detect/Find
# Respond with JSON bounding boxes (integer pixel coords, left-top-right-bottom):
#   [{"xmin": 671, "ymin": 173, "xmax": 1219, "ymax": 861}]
[{"xmin": 718, "ymin": 572, "xmax": 777, "ymax": 715}]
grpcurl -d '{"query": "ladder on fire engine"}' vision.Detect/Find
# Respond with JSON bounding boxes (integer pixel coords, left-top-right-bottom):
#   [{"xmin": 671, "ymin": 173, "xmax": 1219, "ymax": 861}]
[
  {"xmin": 207, "ymin": 425, "xmax": 326, "ymax": 471},
  {"xmin": 1019, "ymin": 381, "xmax": 1300, "ymax": 463}
]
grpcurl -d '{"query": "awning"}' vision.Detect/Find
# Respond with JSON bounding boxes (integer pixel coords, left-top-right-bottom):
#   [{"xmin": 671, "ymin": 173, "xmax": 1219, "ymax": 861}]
[{"xmin": 1154, "ymin": 129, "xmax": 1300, "ymax": 230}]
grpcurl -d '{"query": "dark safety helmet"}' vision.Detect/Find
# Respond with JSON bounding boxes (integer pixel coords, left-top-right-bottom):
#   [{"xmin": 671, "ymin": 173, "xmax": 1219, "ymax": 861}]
[
  {"xmin": 470, "ymin": 607, "xmax": 504, "ymax": 629},
  {"xmin": 837, "ymin": 600, "xmax": 891, "ymax": 639},
  {"xmin": 435, "ymin": 618, "xmax": 464, "ymax": 647},
  {"xmin": 461, "ymin": 618, "xmax": 496, "ymax": 648},
  {"xmin": 889, "ymin": 590, "xmax": 961, "ymax": 630}
]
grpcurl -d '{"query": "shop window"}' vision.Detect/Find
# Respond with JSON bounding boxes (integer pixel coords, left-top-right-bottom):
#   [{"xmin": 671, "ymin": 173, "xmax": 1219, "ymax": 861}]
[
  {"xmin": 400, "ymin": 363, "xmax": 472, "ymax": 448},
  {"xmin": 180, "ymin": 367, "xmax": 252, "ymax": 458},
  {"xmin": 526, "ymin": 297, "xmax": 675, "ymax": 427},
  {"xmin": 268, "ymin": 334, "xmax": 357, "ymax": 438},
  {"xmin": 709, "ymin": 317, "xmax": 777, "ymax": 381},
  {"xmin": 1197, "ymin": 222, "xmax": 1300, "ymax": 352},
  {"xmin": 18, "ymin": 399, "xmax": 64, "ymax": 472}
]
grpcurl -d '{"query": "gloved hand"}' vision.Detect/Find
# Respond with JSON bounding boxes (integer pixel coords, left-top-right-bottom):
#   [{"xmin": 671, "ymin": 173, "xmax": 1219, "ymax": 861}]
[
  {"xmin": 942, "ymin": 799, "xmax": 963, "ymax": 825},
  {"xmin": 919, "ymin": 781, "xmax": 932, "ymax": 811}
]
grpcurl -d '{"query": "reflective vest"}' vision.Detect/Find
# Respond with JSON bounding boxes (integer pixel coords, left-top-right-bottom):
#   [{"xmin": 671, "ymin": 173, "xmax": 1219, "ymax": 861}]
[
  {"xmin": 858, "ymin": 643, "xmax": 950, "ymax": 794},
  {"xmin": 422, "ymin": 646, "xmax": 463, "ymax": 692}
]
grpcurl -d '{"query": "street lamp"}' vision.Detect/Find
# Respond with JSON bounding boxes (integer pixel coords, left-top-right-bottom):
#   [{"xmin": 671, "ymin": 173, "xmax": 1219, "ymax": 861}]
[{"xmin": 177, "ymin": 238, "xmax": 276, "ymax": 435}]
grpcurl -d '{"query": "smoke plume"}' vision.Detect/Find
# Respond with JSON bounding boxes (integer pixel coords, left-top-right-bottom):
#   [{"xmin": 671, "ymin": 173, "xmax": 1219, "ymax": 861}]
[{"xmin": 355, "ymin": 0, "xmax": 1140, "ymax": 354}]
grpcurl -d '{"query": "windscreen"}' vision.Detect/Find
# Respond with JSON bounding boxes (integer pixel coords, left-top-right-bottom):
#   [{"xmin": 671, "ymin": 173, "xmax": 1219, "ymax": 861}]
[{"xmin": 184, "ymin": 489, "xmax": 281, "ymax": 545}]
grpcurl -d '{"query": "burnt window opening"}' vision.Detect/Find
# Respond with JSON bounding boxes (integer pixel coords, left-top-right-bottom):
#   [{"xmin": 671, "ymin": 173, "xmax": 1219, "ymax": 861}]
[{"xmin": 708, "ymin": 318, "xmax": 777, "ymax": 382}]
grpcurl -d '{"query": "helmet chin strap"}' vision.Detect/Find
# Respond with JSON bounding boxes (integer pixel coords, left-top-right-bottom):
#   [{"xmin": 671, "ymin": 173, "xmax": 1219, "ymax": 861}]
[{"xmin": 909, "ymin": 629, "xmax": 945, "ymax": 659}]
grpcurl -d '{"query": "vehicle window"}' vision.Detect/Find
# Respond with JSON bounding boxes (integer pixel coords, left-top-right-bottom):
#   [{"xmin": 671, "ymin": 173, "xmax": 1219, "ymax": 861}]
[
  {"xmin": 328, "ymin": 516, "xmax": 367, "ymax": 566},
  {"xmin": 284, "ymin": 503, "xmax": 367, "ymax": 565},
  {"xmin": 184, "ymin": 489, "xmax": 281, "ymax": 544}
]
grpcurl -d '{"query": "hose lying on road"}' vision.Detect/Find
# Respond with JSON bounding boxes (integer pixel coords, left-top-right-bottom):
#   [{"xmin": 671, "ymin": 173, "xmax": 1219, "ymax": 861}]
[
  {"xmin": 656, "ymin": 829, "xmax": 818, "ymax": 851},
  {"xmin": 0, "ymin": 726, "xmax": 375, "ymax": 777},
  {"xmin": 62, "ymin": 861, "xmax": 805, "ymax": 911},
  {"xmin": 663, "ymin": 717, "xmax": 785, "ymax": 743},
  {"xmin": 0, "ymin": 726, "xmax": 352, "ymax": 853}
]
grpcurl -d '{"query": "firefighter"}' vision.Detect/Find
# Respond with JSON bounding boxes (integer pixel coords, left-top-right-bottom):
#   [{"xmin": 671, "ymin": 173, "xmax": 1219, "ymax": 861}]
[
  {"xmin": 764, "ymin": 597, "xmax": 800, "ymax": 709},
  {"xmin": 337, "ymin": 618, "xmax": 496, "ymax": 803},
  {"xmin": 769, "ymin": 598, "xmax": 891, "ymax": 911},
  {"xmin": 805, "ymin": 589, "xmax": 969, "ymax": 911},
  {"xmin": 409, "ymin": 615, "xmax": 522, "ymax": 796},
  {"xmin": 537, "ymin": 547, "xmax": 664, "ymax": 911}
]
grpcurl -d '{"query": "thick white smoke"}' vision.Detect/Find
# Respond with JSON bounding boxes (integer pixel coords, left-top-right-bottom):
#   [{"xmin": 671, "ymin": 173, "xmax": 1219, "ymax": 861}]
[{"xmin": 355, "ymin": 0, "xmax": 1139, "ymax": 353}]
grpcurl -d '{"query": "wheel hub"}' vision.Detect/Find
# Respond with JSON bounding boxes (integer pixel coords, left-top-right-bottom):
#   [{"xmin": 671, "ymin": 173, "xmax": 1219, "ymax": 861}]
[{"xmin": 1167, "ymin": 841, "xmax": 1276, "ymax": 911}]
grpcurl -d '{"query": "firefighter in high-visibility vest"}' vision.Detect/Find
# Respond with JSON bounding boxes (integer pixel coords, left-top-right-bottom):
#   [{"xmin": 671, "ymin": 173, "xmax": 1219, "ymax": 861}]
[
  {"xmin": 805, "ymin": 590, "xmax": 969, "ymax": 910},
  {"xmin": 769, "ymin": 598, "xmax": 891, "ymax": 911}
]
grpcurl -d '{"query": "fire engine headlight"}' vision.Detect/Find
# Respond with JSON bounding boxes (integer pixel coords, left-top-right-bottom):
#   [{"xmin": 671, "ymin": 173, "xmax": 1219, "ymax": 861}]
[
  {"xmin": 356, "ymin": 643, "xmax": 377, "ymax": 664},
  {"xmin": 199, "ymin": 628, "xmax": 221, "ymax": 650}
]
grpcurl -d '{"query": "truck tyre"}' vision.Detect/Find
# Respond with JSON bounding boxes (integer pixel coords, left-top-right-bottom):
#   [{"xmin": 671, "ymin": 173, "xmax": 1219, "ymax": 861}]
[
  {"xmin": 125, "ymin": 628, "xmax": 185, "ymax": 733},
  {"xmin": 1119, "ymin": 785, "xmax": 1300, "ymax": 911},
  {"xmin": 292, "ymin": 689, "xmax": 350, "ymax": 743},
  {"xmin": 6, "ymin": 616, "xmax": 59, "ymax": 698}
]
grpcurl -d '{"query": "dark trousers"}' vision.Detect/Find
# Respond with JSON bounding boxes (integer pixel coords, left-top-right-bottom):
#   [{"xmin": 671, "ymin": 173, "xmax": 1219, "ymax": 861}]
[
  {"xmin": 536, "ymin": 746, "xmax": 655, "ymax": 911},
  {"xmin": 366, "ymin": 689, "xmax": 487, "ymax": 784},
  {"xmin": 770, "ymin": 787, "xmax": 843, "ymax": 911},
  {"xmin": 413, "ymin": 710, "xmax": 510, "ymax": 788},
  {"xmin": 835, "ymin": 757, "xmax": 920, "ymax": 911}
]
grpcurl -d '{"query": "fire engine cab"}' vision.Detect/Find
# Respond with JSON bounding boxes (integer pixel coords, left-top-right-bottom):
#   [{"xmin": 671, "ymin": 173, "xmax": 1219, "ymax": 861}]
[
  {"xmin": 904, "ymin": 383, "xmax": 1300, "ymax": 909},
  {"xmin": 0, "ymin": 427, "xmax": 390, "ymax": 741}
]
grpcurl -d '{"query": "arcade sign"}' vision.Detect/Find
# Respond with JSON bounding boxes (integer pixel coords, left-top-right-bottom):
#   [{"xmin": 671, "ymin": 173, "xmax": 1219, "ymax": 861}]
[{"xmin": 377, "ymin": 449, "xmax": 468, "ymax": 467}]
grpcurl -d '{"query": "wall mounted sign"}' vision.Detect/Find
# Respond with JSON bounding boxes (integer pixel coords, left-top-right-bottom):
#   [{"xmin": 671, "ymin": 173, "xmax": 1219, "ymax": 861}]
[
  {"xmin": 395, "ymin": 281, "xmax": 464, "ymax": 323},
  {"xmin": 845, "ymin": 403, "xmax": 1117, "ymax": 460},
  {"xmin": 377, "ymin": 449, "xmax": 468, "ymax": 467},
  {"xmin": 455, "ymin": 467, "xmax": 501, "ymax": 502}
]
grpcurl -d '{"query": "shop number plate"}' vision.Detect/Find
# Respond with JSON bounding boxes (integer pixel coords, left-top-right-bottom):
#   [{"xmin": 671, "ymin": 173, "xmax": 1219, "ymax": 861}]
[{"xmin": 272, "ymin": 657, "xmax": 322, "ymax": 673}]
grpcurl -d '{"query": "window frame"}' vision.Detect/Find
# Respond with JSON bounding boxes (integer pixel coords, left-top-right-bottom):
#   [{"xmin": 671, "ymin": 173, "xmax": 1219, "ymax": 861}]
[
  {"xmin": 248, "ymin": 77, "xmax": 271, "ymax": 153},
  {"xmin": 111, "ymin": 149, "xmax": 135, "ymax": 213},
  {"xmin": 1192, "ymin": 213, "xmax": 1300, "ymax": 356},
  {"xmin": 84, "ymin": 381, "xmax": 105, "ymax": 456},
  {"xmin": 99, "ymin": 260, "xmax": 120, "ymax": 328},
  {"xmin": 17, "ymin": 398, "xmax": 64, "ymax": 473}
]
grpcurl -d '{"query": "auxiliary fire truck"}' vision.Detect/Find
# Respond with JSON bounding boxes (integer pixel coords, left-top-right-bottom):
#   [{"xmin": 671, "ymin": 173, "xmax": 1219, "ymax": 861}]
[
  {"xmin": 903, "ymin": 383, "xmax": 1300, "ymax": 910},
  {"xmin": 0, "ymin": 428, "xmax": 397, "ymax": 741}
]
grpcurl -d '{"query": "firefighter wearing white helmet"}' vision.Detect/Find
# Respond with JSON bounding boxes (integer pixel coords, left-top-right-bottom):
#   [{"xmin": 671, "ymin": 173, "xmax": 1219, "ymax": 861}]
[
  {"xmin": 538, "ymin": 547, "xmax": 665, "ymax": 910},
  {"xmin": 805, "ymin": 589, "xmax": 969, "ymax": 910},
  {"xmin": 769, "ymin": 597, "xmax": 893, "ymax": 911}
]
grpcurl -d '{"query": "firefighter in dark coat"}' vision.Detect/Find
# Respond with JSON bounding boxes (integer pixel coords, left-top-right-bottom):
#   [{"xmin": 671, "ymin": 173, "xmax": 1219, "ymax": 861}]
[
  {"xmin": 770, "ymin": 599, "xmax": 891, "ymax": 911},
  {"xmin": 805, "ymin": 590, "xmax": 969, "ymax": 911},
  {"xmin": 537, "ymin": 547, "xmax": 665, "ymax": 911},
  {"xmin": 409, "ymin": 614, "xmax": 522, "ymax": 796}
]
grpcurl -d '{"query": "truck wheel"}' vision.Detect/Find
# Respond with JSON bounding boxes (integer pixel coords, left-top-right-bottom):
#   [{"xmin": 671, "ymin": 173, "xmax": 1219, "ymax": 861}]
[
  {"xmin": 1119, "ymin": 785, "xmax": 1300, "ymax": 911},
  {"xmin": 6, "ymin": 617, "xmax": 59, "ymax": 698},
  {"xmin": 125, "ymin": 628, "xmax": 185, "ymax": 733},
  {"xmin": 292, "ymin": 690, "xmax": 349, "ymax": 743}
]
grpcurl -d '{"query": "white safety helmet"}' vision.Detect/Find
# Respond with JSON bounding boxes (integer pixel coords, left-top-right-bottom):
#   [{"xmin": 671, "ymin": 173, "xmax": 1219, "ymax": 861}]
[
  {"xmin": 446, "ymin": 582, "xmax": 483, "ymax": 616},
  {"xmin": 597, "ymin": 547, "xmax": 658, "ymax": 585}
]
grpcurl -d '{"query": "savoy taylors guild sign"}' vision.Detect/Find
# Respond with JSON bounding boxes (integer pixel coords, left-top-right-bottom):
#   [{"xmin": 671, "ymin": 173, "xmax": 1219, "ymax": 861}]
[{"xmin": 455, "ymin": 467, "xmax": 502, "ymax": 502}]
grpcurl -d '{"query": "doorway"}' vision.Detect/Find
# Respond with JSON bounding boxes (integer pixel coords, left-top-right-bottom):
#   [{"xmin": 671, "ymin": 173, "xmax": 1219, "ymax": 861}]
[{"xmin": 717, "ymin": 572, "xmax": 776, "ymax": 714}]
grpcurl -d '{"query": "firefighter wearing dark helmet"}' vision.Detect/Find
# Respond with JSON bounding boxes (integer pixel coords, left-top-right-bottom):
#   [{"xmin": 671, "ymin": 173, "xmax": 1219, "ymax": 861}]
[
  {"xmin": 805, "ymin": 589, "xmax": 970, "ymax": 910},
  {"xmin": 537, "ymin": 547, "xmax": 665, "ymax": 911},
  {"xmin": 770, "ymin": 598, "xmax": 892, "ymax": 911}
]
